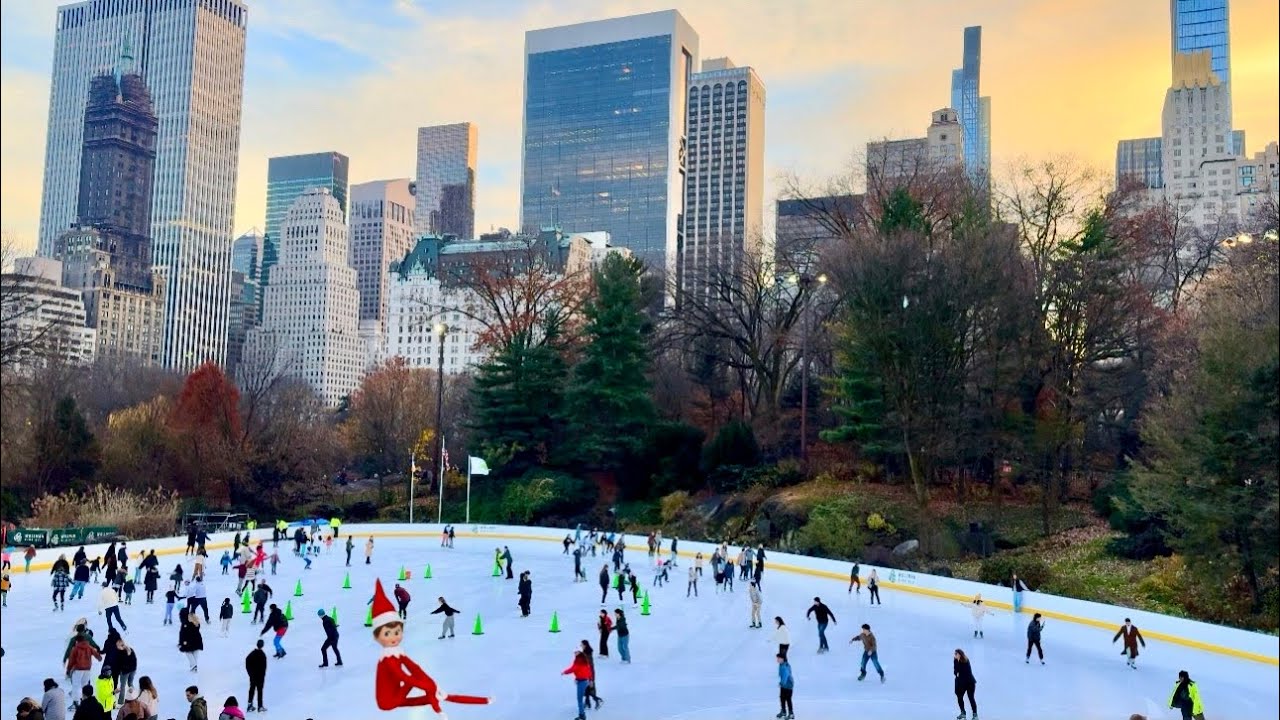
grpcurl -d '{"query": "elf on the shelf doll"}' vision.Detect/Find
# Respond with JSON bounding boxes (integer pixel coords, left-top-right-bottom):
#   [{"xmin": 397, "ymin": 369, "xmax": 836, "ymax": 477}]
[{"xmin": 370, "ymin": 579, "xmax": 490, "ymax": 714}]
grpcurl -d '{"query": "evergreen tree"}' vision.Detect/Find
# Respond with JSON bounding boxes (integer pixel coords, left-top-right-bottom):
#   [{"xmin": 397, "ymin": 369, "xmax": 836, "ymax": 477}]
[
  {"xmin": 469, "ymin": 318, "xmax": 569, "ymax": 475},
  {"xmin": 33, "ymin": 395, "xmax": 100, "ymax": 494},
  {"xmin": 566, "ymin": 254, "xmax": 655, "ymax": 470}
]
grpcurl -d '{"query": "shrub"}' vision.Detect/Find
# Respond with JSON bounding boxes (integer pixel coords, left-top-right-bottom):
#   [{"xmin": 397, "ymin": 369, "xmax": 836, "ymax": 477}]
[
  {"xmin": 30, "ymin": 486, "xmax": 180, "ymax": 540},
  {"xmin": 866, "ymin": 512, "xmax": 896, "ymax": 535},
  {"xmin": 791, "ymin": 497, "xmax": 867, "ymax": 560},
  {"xmin": 978, "ymin": 554, "xmax": 1051, "ymax": 590},
  {"xmin": 701, "ymin": 420, "xmax": 760, "ymax": 474},
  {"xmin": 344, "ymin": 501, "xmax": 379, "ymax": 522},
  {"xmin": 660, "ymin": 491, "xmax": 692, "ymax": 525}
]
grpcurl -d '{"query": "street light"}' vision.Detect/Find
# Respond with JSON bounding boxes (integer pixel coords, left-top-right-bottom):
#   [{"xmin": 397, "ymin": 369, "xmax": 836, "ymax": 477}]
[
  {"xmin": 796, "ymin": 273, "xmax": 827, "ymax": 474},
  {"xmin": 434, "ymin": 322, "xmax": 447, "ymax": 524}
]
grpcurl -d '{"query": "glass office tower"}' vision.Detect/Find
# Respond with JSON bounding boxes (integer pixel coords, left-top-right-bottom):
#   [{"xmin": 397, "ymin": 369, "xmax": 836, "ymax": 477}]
[
  {"xmin": 260, "ymin": 152, "xmax": 349, "ymax": 310},
  {"xmin": 950, "ymin": 25, "xmax": 990, "ymax": 181},
  {"xmin": 1171, "ymin": 0, "xmax": 1230, "ymax": 85},
  {"xmin": 521, "ymin": 11, "xmax": 699, "ymax": 276}
]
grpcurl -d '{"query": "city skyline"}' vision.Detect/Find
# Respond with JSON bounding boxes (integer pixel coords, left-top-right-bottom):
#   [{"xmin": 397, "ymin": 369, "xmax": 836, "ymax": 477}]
[{"xmin": 2, "ymin": 0, "xmax": 1277, "ymax": 256}]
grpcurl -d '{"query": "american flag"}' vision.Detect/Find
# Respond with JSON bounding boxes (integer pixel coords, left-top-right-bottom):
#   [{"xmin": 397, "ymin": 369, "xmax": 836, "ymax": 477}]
[{"xmin": 442, "ymin": 445, "xmax": 450, "ymax": 472}]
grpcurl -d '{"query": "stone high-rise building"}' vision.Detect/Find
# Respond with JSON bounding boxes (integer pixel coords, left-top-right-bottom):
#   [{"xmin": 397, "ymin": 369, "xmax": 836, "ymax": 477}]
[
  {"xmin": 866, "ymin": 108, "xmax": 965, "ymax": 188},
  {"xmin": 38, "ymin": 0, "xmax": 248, "ymax": 371}
]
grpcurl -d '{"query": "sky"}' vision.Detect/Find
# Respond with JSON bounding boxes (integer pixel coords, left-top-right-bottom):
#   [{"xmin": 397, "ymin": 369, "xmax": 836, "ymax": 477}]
[{"xmin": 1, "ymin": 0, "xmax": 1277, "ymax": 254}]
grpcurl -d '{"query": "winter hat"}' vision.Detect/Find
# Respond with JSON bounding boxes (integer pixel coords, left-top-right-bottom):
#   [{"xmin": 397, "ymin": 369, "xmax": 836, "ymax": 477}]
[
  {"xmin": 370, "ymin": 579, "xmax": 399, "ymax": 630},
  {"xmin": 317, "ymin": 609, "xmax": 326, "ymax": 617}
]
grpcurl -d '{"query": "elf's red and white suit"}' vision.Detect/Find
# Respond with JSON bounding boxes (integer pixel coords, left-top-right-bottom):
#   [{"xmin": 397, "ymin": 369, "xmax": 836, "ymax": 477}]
[{"xmin": 370, "ymin": 579, "xmax": 490, "ymax": 713}]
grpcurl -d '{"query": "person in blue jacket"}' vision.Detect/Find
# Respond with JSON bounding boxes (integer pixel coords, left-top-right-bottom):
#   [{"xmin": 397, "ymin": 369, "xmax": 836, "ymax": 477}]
[{"xmin": 776, "ymin": 652, "xmax": 795, "ymax": 720}]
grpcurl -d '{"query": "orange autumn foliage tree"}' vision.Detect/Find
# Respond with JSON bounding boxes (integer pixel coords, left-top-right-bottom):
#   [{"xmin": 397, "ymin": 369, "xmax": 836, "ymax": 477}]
[{"xmin": 167, "ymin": 361, "xmax": 243, "ymax": 504}]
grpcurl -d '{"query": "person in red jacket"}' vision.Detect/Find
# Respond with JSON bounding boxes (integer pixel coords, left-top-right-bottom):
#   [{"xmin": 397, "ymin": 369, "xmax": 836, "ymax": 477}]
[
  {"xmin": 562, "ymin": 649, "xmax": 593, "ymax": 720},
  {"xmin": 370, "ymin": 579, "xmax": 490, "ymax": 713},
  {"xmin": 1113, "ymin": 618, "xmax": 1147, "ymax": 669},
  {"xmin": 393, "ymin": 583, "xmax": 411, "ymax": 620}
]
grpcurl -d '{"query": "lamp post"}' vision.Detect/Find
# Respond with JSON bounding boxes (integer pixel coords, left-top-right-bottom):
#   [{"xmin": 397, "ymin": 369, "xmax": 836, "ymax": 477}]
[
  {"xmin": 795, "ymin": 273, "xmax": 827, "ymax": 474},
  {"xmin": 434, "ymin": 322, "xmax": 447, "ymax": 524}
]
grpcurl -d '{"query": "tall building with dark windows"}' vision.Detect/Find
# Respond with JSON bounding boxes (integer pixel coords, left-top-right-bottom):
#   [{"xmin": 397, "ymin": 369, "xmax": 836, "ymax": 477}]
[
  {"xmin": 56, "ymin": 41, "xmax": 164, "ymax": 365},
  {"xmin": 415, "ymin": 123, "xmax": 476, "ymax": 239},
  {"xmin": 679, "ymin": 58, "xmax": 765, "ymax": 300},
  {"xmin": 260, "ymin": 152, "xmax": 349, "ymax": 316},
  {"xmin": 521, "ymin": 10, "xmax": 699, "ymax": 280},
  {"xmin": 950, "ymin": 26, "xmax": 991, "ymax": 182},
  {"xmin": 39, "ymin": 0, "xmax": 247, "ymax": 371}
]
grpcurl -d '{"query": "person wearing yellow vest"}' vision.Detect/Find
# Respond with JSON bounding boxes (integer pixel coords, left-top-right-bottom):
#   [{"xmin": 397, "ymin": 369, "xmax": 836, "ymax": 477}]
[
  {"xmin": 95, "ymin": 665, "xmax": 117, "ymax": 712},
  {"xmin": 1168, "ymin": 670, "xmax": 1205, "ymax": 720},
  {"xmin": 330, "ymin": 517, "xmax": 341, "ymax": 539}
]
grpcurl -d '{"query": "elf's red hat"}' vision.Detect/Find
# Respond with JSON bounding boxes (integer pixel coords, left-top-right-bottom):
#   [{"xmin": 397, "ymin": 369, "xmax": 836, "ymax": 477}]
[{"xmin": 371, "ymin": 579, "xmax": 399, "ymax": 630}]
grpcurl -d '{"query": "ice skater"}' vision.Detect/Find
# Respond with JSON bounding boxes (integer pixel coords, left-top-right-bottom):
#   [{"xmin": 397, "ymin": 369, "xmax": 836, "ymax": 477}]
[
  {"xmin": 318, "ymin": 608, "xmax": 343, "ymax": 667},
  {"xmin": 259, "ymin": 603, "xmax": 288, "ymax": 658},
  {"xmin": 345, "ymin": 536, "xmax": 354, "ymax": 566},
  {"xmin": 614, "ymin": 608, "xmax": 631, "ymax": 663},
  {"xmin": 848, "ymin": 562, "xmax": 861, "ymax": 594},
  {"xmin": 219, "ymin": 598, "xmax": 233, "ymax": 637},
  {"xmin": 1011, "ymin": 572, "xmax": 1031, "ymax": 614},
  {"xmin": 748, "ymin": 580, "xmax": 763, "ymax": 628},
  {"xmin": 563, "ymin": 648, "xmax": 593, "ymax": 720},
  {"xmin": 580, "ymin": 639, "xmax": 603, "ymax": 709},
  {"xmin": 776, "ymin": 652, "xmax": 795, "ymax": 720},
  {"xmin": 953, "ymin": 648, "xmax": 978, "ymax": 719},
  {"xmin": 597, "ymin": 609, "xmax": 613, "ymax": 659},
  {"xmin": 394, "ymin": 583, "xmax": 411, "ymax": 619},
  {"xmin": 245, "ymin": 639, "xmax": 268, "ymax": 712},
  {"xmin": 867, "ymin": 569, "xmax": 881, "ymax": 605},
  {"xmin": 598, "ymin": 564, "xmax": 611, "ymax": 604},
  {"xmin": 431, "ymin": 596, "xmax": 459, "ymax": 639},
  {"xmin": 687, "ymin": 565, "xmax": 698, "ymax": 597},
  {"xmin": 965, "ymin": 594, "xmax": 994, "ymax": 638},
  {"xmin": 1113, "ymin": 618, "xmax": 1146, "ymax": 669},
  {"xmin": 518, "ymin": 571, "xmax": 533, "ymax": 617},
  {"xmin": 806, "ymin": 597, "xmax": 837, "ymax": 653},
  {"xmin": 179, "ymin": 614, "xmax": 204, "ymax": 671},
  {"xmin": 364, "ymin": 536, "xmax": 374, "ymax": 565},
  {"xmin": 1025, "ymin": 613, "xmax": 1045, "ymax": 664},
  {"xmin": 773, "ymin": 617, "xmax": 790, "ymax": 660},
  {"xmin": 853, "ymin": 623, "xmax": 885, "ymax": 683}
]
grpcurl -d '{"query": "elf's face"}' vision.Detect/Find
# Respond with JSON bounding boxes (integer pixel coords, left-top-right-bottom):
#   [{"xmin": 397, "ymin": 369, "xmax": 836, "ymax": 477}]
[{"xmin": 376, "ymin": 624, "xmax": 403, "ymax": 648}]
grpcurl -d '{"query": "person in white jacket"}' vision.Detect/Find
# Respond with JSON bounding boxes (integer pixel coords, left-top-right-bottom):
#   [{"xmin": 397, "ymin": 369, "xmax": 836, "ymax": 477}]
[
  {"xmin": 748, "ymin": 581, "xmax": 763, "ymax": 628},
  {"xmin": 98, "ymin": 581, "xmax": 128, "ymax": 632},
  {"xmin": 773, "ymin": 616, "xmax": 790, "ymax": 660},
  {"xmin": 965, "ymin": 593, "xmax": 995, "ymax": 638}
]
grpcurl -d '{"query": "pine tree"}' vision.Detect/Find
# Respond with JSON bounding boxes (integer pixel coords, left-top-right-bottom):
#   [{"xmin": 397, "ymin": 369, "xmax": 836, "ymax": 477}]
[{"xmin": 566, "ymin": 254, "xmax": 655, "ymax": 470}]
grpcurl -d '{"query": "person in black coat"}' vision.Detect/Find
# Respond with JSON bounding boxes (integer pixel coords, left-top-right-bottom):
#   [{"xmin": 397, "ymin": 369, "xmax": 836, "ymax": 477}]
[
  {"xmin": 597, "ymin": 565, "xmax": 611, "ymax": 604},
  {"xmin": 517, "ymin": 572, "xmax": 533, "ymax": 617},
  {"xmin": 317, "ymin": 609, "xmax": 342, "ymax": 667},
  {"xmin": 143, "ymin": 566, "xmax": 160, "ymax": 604},
  {"xmin": 953, "ymin": 648, "xmax": 977, "ymax": 718},
  {"xmin": 431, "ymin": 597, "xmax": 460, "ymax": 639},
  {"xmin": 245, "ymin": 639, "xmax": 268, "ymax": 712},
  {"xmin": 72, "ymin": 684, "xmax": 105, "ymax": 720}
]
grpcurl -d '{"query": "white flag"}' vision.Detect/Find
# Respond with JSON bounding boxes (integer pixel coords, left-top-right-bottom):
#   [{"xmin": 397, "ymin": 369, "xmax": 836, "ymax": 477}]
[{"xmin": 468, "ymin": 456, "xmax": 490, "ymax": 476}]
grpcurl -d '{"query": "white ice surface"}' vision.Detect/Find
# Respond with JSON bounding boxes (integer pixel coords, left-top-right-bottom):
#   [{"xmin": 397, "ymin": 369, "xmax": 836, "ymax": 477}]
[{"xmin": 2, "ymin": 534, "xmax": 1277, "ymax": 720}]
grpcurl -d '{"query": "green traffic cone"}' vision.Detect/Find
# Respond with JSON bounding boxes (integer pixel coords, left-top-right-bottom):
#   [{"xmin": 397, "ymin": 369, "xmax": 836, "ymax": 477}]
[
  {"xmin": 398, "ymin": 566, "xmax": 406, "ymax": 581},
  {"xmin": 641, "ymin": 591, "xmax": 651, "ymax": 616},
  {"xmin": 471, "ymin": 614, "xmax": 484, "ymax": 636},
  {"xmin": 423, "ymin": 564, "xmax": 432, "ymax": 580},
  {"xmin": 364, "ymin": 605, "xmax": 373, "ymax": 627},
  {"xmin": 241, "ymin": 588, "xmax": 252, "ymax": 614},
  {"xmin": 331, "ymin": 606, "xmax": 339, "ymax": 626},
  {"xmin": 294, "ymin": 580, "xmax": 303, "ymax": 597},
  {"xmin": 549, "ymin": 611, "xmax": 561, "ymax": 633},
  {"xmin": 284, "ymin": 600, "xmax": 294, "ymax": 621},
  {"xmin": 342, "ymin": 572, "xmax": 351, "ymax": 589}
]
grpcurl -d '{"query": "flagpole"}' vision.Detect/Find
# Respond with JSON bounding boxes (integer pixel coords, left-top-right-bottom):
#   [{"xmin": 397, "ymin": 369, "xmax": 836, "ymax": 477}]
[
  {"xmin": 409, "ymin": 450, "xmax": 416, "ymax": 524},
  {"xmin": 466, "ymin": 460, "xmax": 472, "ymax": 524}
]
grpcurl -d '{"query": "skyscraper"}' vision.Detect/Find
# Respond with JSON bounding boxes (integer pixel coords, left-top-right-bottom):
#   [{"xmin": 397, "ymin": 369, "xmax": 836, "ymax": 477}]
[
  {"xmin": 950, "ymin": 26, "xmax": 991, "ymax": 182},
  {"xmin": 414, "ymin": 123, "xmax": 477, "ymax": 239},
  {"xmin": 521, "ymin": 10, "xmax": 699, "ymax": 278},
  {"xmin": 260, "ymin": 152, "xmax": 350, "ymax": 306},
  {"xmin": 244, "ymin": 189, "xmax": 361, "ymax": 407},
  {"xmin": 56, "ymin": 41, "xmax": 165, "ymax": 365},
  {"xmin": 350, "ymin": 179, "xmax": 417, "ymax": 326},
  {"xmin": 39, "ymin": 0, "xmax": 248, "ymax": 371},
  {"xmin": 679, "ymin": 57, "xmax": 765, "ymax": 298},
  {"xmin": 225, "ymin": 230, "xmax": 261, "ymax": 378},
  {"xmin": 1171, "ymin": 0, "xmax": 1231, "ymax": 86}
]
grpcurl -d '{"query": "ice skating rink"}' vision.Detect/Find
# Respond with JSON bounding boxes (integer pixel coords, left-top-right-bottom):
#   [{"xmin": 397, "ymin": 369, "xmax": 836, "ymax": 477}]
[{"xmin": 2, "ymin": 528, "xmax": 1277, "ymax": 719}]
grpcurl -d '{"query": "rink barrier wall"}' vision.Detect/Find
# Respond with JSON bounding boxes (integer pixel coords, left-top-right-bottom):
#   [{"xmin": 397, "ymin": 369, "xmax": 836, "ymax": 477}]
[{"xmin": 14, "ymin": 522, "xmax": 1278, "ymax": 665}]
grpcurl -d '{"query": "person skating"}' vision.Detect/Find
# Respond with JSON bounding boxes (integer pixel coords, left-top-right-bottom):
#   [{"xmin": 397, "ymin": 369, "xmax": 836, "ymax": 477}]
[
  {"xmin": 517, "ymin": 571, "xmax": 533, "ymax": 617},
  {"xmin": 748, "ymin": 580, "xmax": 763, "ymax": 628},
  {"xmin": 687, "ymin": 565, "xmax": 698, "ymax": 598},
  {"xmin": 1113, "ymin": 618, "xmax": 1147, "ymax": 669},
  {"xmin": 251, "ymin": 583, "xmax": 271, "ymax": 624},
  {"xmin": 217, "ymin": 695, "xmax": 244, "ymax": 720},
  {"xmin": 1025, "ymin": 613, "xmax": 1045, "ymax": 665},
  {"xmin": 136, "ymin": 676, "xmax": 160, "ymax": 719},
  {"xmin": 773, "ymin": 617, "xmax": 790, "ymax": 660},
  {"xmin": 502, "ymin": 546, "xmax": 514, "ymax": 579},
  {"xmin": 852, "ymin": 623, "xmax": 885, "ymax": 683},
  {"xmin": 65, "ymin": 631, "xmax": 102, "ymax": 709},
  {"xmin": 614, "ymin": 608, "xmax": 631, "ymax": 663},
  {"xmin": 1010, "ymin": 572, "xmax": 1031, "ymax": 614},
  {"xmin": 318, "ymin": 609, "xmax": 343, "ymax": 668},
  {"xmin": 562, "ymin": 649, "xmax": 593, "ymax": 720},
  {"xmin": 364, "ymin": 537, "xmax": 374, "ymax": 565},
  {"xmin": 848, "ymin": 562, "xmax": 861, "ymax": 594},
  {"xmin": 72, "ymin": 560, "xmax": 91, "ymax": 602},
  {"xmin": 806, "ymin": 597, "xmax": 837, "ymax": 653},
  {"xmin": 112, "ymin": 637, "xmax": 138, "ymax": 705},
  {"xmin": 244, "ymin": 640, "xmax": 267, "ymax": 712},
  {"xmin": 430, "ymin": 596, "xmax": 459, "ymax": 639},
  {"xmin": 573, "ymin": 547, "xmax": 586, "ymax": 583},
  {"xmin": 94, "ymin": 664, "xmax": 116, "ymax": 715},
  {"xmin": 628, "ymin": 571, "xmax": 639, "ymax": 607},
  {"xmin": 965, "ymin": 594, "xmax": 993, "ymax": 638},
  {"xmin": 218, "ymin": 598, "xmax": 234, "ymax": 637},
  {"xmin": 164, "ymin": 587, "xmax": 184, "ymax": 626},
  {"xmin": 598, "ymin": 565, "xmax": 611, "ymax": 605},
  {"xmin": 1168, "ymin": 670, "xmax": 1205, "ymax": 720},
  {"xmin": 169, "ymin": 564, "xmax": 184, "ymax": 593},
  {"xmin": 52, "ymin": 567, "xmax": 71, "ymax": 611},
  {"xmin": 219, "ymin": 552, "xmax": 232, "ymax": 576},
  {"xmin": 596, "ymin": 609, "xmax": 612, "ymax": 659},
  {"xmin": 580, "ymin": 640, "xmax": 603, "ymax": 710},
  {"xmin": 71, "ymin": 685, "xmax": 105, "ymax": 720},
  {"xmin": 186, "ymin": 576, "xmax": 210, "ymax": 624},
  {"xmin": 40, "ymin": 678, "xmax": 66, "ymax": 720},
  {"xmin": 259, "ymin": 604, "xmax": 288, "ymax": 659},
  {"xmin": 393, "ymin": 583, "xmax": 411, "ymax": 620},
  {"xmin": 344, "ymin": 536, "xmax": 354, "ymax": 567},
  {"xmin": 179, "ymin": 615, "xmax": 204, "ymax": 672},
  {"xmin": 184, "ymin": 686, "xmax": 208, "ymax": 720},
  {"xmin": 867, "ymin": 569, "xmax": 881, "ymax": 605},
  {"xmin": 776, "ymin": 652, "xmax": 795, "ymax": 720},
  {"xmin": 98, "ymin": 582, "xmax": 127, "ymax": 632},
  {"xmin": 954, "ymin": 648, "xmax": 978, "ymax": 719},
  {"xmin": 142, "ymin": 566, "xmax": 158, "ymax": 605}
]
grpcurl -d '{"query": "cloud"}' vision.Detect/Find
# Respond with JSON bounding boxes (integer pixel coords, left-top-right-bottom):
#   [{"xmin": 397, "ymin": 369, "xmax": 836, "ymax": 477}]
[{"xmin": 2, "ymin": 0, "xmax": 1277, "ymax": 250}]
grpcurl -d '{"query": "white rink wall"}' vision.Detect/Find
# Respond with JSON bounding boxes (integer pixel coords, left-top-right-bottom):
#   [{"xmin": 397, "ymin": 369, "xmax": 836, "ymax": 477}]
[{"xmin": 13, "ymin": 521, "xmax": 1278, "ymax": 664}]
